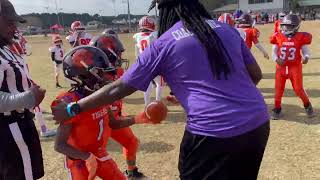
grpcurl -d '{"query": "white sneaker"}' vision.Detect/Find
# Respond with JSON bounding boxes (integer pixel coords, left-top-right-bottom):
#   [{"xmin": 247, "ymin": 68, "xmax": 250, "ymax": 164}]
[{"xmin": 40, "ymin": 129, "xmax": 57, "ymax": 138}]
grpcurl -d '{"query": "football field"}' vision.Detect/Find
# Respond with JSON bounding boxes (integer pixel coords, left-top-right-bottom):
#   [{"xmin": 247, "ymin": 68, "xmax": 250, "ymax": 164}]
[{"xmin": 26, "ymin": 21, "xmax": 320, "ymax": 180}]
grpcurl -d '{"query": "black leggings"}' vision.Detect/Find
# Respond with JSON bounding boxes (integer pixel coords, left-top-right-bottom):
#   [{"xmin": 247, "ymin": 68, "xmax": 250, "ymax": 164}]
[{"xmin": 179, "ymin": 122, "xmax": 270, "ymax": 180}]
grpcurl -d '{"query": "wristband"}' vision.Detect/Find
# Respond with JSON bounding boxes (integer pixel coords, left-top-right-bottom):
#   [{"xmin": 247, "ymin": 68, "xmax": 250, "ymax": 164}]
[
  {"xmin": 67, "ymin": 103, "xmax": 75, "ymax": 117},
  {"xmin": 67, "ymin": 102, "xmax": 81, "ymax": 117}
]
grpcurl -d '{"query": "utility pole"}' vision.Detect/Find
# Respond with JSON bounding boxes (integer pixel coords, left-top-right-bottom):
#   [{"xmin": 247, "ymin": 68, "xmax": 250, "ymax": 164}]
[
  {"xmin": 54, "ymin": 0, "xmax": 61, "ymax": 25},
  {"xmin": 127, "ymin": 0, "xmax": 131, "ymax": 32},
  {"xmin": 59, "ymin": 8, "xmax": 64, "ymax": 27},
  {"xmin": 44, "ymin": 6, "xmax": 50, "ymax": 28}
]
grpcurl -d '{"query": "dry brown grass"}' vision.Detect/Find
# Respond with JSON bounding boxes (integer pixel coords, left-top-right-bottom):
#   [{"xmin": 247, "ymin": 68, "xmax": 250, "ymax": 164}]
[{"xmin": 25, "ymin": 21, "xmax": 320, "ymax": 180}]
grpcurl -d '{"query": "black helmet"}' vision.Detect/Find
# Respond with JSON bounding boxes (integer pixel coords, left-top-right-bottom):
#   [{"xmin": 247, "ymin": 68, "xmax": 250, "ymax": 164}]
[
  {"xmin": 237, "ymin": 13, "xmax": 253, "ymax": 28},
  {"xmin": 102, "ymin": 29, "xmax": 119, "ymax": 38},
  {"xmin": 280, "ymin": 14, "xmax": 300, "ymax": 35},
  {"xmin": 89, "ymin": 34, "xmax": 128, "ymax": 69},
  {"xmin": 63, "ymin": 46, "xmax": 115, "ymax": 92}
]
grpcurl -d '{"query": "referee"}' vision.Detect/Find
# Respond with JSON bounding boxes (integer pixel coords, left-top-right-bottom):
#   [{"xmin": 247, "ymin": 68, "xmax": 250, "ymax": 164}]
[{"xmin": 0, "ymin": 0, "xmax": 46, "ymax": 179}]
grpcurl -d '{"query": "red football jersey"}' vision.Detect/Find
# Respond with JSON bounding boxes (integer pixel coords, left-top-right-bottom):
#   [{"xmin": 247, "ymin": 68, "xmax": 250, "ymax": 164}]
[
  {"xmin": 270, "ymin": 32, "xmax": 312, "ymax": 66},
  {"xmin": 52, "ymin": 91, "xmax": 111, "ymax": 158},
  {"xmin": 274, "ymin": 20, "xmax": 281, "ymax": 33},
  {"xmin": 242, "ymin": 27, "xmax": 260, "ymax": 49}
]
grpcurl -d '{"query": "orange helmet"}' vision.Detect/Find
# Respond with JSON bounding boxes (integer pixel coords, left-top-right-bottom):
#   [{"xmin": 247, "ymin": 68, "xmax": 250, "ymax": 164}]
[
  {"xmin": 71, "ymin": 21, "xmax": 85, "ymax": 32},
  {"xmin": 139, "ymin": 16, "xmax": 156, "ymax": 31},
  {"xmin": 52, "ymin": 35, "xmax": 63, "ymax": 44},
  {"xmin": 218, "ymin": 13, "xmax": 235, "ymax": 27}
]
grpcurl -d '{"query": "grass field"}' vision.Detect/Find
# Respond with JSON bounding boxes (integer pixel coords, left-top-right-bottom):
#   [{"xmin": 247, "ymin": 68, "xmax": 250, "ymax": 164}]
[{"xmin": 25, "ymin": 21, "xmax": 320, "ymax": 180}]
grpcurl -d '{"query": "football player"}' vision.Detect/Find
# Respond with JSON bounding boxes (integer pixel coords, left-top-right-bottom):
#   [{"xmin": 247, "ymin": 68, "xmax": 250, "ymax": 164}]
[
  {"xmin": 218, "ymin": 13, "xmax": 246, "ymax": 40},
  {"xmin": 9, "ymin": 31, "xmax": 56, "ymax": 138},
  {"xmin": 237, "ymin": 13, "xmax": 269, "ymax": 59},
  {"xmin": 66, "ymin": 21, "xmax": 92, "ymax": 47},
  {"xmin": 133, "ymin": 16, "xmax": 163, "ymax": 107},
  {"xmin": 49, "ymin": 35, "xmax": 64, "ymax": 88},
  {"xmin": 274, "ymin": 12, "xmax": 286, "ymax": 33},
  {"xmin": 90, "ymin": 34, "xmax": 149, "ymax": 179},
  {"xmin": 53, "ymin": 46, "xmax": 152, "ymax": 180},
  {"xmin": 270, "ymin": 14, "xmax": 314, "ymax": 119}
]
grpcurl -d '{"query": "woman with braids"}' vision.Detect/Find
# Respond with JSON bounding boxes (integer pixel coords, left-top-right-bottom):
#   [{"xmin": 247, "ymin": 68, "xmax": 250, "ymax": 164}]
[{"xmin": 52, "ymin": 0, "xmax": 270, "ymax": 179}]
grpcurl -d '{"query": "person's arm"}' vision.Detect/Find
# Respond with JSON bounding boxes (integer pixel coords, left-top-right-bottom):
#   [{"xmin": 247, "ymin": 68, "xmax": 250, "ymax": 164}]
[
  {"xmin": 271, "ymin": 45, "xmax": 279, "ymax": 61},
  {"xmin": 0, "ymin": 91, "xmax": 35, "ymax": 113},
  {"xmin": 108, "ymin": 108, "xmax": 135, "ymax": 129},
  {"xmin": 302, "ymin": 45, "xmax": 310, "ymax": 64},
  {"xmin": 0, "ymin": 68, "xmax": 37, "ymax": 112},
  {"xmin": 255, "ymin": 43, "xmax": 269, "ymax": 59},
  {"xmin": 79, "ymin": 79, "xmax": 137, "ymax": 112},
  {"xmin": 54, "ymin": 124, "xmax": 90, "ymax": 160},
  {"xmin": 51, "ymin": 52, "xmax": 55, "ymax": 62}
]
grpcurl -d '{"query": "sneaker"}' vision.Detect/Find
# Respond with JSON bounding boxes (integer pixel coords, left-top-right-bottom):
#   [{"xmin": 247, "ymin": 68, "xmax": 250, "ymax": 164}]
[
  {"xmin": 40, "ymin": 129, "xmax": 57, "ymax": 138},
  {"xmin": 124, "ymin": 168, "xmax": 151, "ymax": 180},
  {"xmin": 305, "ymin": 103, "xmax": 315, "ymax": 118},
  {"xmin": 272, "ymin": 108, "xmax": 282, "ymax": 120},
  {"xmin": 56, "ymin": 83, "xmax": 62, "ymax": 88}
]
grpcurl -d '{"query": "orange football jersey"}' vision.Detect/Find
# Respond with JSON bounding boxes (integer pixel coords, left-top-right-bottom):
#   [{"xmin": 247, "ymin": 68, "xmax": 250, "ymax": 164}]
[
  {"xmin": 274, "ymin": 20, "xmax": 281, "ymax": 33},
  {"xmin": 242, "ymin": 27, "xmax": 260, "ymax": 49},
  {"xmin": 52, "ymin": 91, "xmax": 111, "ymax": 158},
  {"xmin": 270, "ymin": 32, "xmax": 312, "ymax": 66}
]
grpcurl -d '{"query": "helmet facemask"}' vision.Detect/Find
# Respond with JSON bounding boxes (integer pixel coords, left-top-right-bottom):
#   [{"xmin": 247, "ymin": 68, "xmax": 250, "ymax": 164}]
[{"xmin": 281, "ymin": 24, "xmax": 300, "ymax": 36}]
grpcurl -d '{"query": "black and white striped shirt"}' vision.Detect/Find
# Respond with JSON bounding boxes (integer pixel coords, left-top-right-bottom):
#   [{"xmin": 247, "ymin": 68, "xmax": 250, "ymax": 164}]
[{"xmin": 0, "ymin": 47, "xmax": 32, "ymax": 94}]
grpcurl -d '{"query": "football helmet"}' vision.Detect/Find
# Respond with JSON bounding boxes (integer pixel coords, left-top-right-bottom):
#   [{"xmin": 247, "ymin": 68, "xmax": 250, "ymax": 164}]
[
  {"xmin": 52, "ymin": 35, "xmax": 63, "ymax": 45},
  {"xmin": 280, "ymin": 14, "xmax": 300, "ymax": 36},
  {"xmin": 218, "ymin": 13, "xmax": 235, "ymax": 27},
  {"xmin": 71, "ymin": 21, "xmax": 85, "ymax": 32},
  {"xmin": 237, "ymin": 13, "xmax": 253, "ymax": 28},
  {"xmin": 139, "ymin": 16, "xmax": 156, "ymax": 32},
  {"xmin": 279, "ymin": 12, "xmax": 286, "ymax": 20},
  {"xmin": 102, "ymin": 29, "xmax": 119, "ymax": 38},
  {"xmin": 63, "ymin": 46, "xmax": 115, "ymax": 92},
  {"xmin": 89, "ymin": 34, "xmax": 128, "ymax": 69}
]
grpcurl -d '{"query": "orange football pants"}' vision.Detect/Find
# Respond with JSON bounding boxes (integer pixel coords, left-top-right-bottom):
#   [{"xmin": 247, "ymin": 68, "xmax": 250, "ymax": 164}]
[
  {"xmin": 111, "ymin": 122, "xmax": 139, "ymax": 162},
  {"xmin": 274, "ymin": 64, "xmax": 310, "ymax": 109},
  {"xmin": 110, "ymin": 100, "xmax": 139, "ymax": 163},
  {"xmin": 66, "ymin": 158, "xmax": 126, "ymax": 180}
]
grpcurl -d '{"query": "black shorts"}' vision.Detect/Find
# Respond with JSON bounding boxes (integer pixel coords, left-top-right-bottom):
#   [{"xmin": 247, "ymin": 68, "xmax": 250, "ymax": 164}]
[
  {"xmin": 0, "ymin": 111, "xmax": 44, "ymax": 180},
  {"xmin": 179, "ymin": 122, "xmax": 270, "ymax": 180}
]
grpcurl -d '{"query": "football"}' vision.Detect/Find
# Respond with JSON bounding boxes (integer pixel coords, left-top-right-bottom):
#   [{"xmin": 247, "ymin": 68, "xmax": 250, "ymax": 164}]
[{"xmin": 145, "ymin": 101, "xmax": 168, "ymax": 124}]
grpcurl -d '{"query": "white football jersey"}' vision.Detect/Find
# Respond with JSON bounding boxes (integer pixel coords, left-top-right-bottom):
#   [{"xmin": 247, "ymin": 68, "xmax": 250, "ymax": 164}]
[
  {"xmin": 49, "ymin": 45, "xmax": 64, "ymax": 61},
  {"xmin": 133, "ymin": 31, "xmax": 157, "ymax": 55},
  {"xmin": 66, "ymin": 32, "xmax": 92, "ymax": 46}
]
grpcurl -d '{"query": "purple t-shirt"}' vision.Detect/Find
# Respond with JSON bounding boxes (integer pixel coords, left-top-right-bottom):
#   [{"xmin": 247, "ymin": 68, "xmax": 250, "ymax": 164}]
[{"xmin": 122, "ymin": 20, "xmax": 269, "ymax": 138}]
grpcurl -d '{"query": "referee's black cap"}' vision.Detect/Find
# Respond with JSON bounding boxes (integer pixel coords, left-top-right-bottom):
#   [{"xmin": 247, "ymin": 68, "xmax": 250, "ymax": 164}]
[{"xmin": 0, "ymin": 0, "xmax": 26, "ymax": 23}]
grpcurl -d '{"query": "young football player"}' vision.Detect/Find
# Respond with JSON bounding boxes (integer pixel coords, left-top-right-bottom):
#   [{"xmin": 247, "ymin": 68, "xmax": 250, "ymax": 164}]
[
  {"xmin": 90, "ymin": 34, "xmax": 149, "ymax": 179},
  {"xmin": 133, "ymin": 16, "xmax": 162, "ymax": 107},
  {"xmin": 237, "ymin": 13, "xmax": 270, "ymax": 59},
  {"xmin": 9, "ymin": 31, "xmax": 56, "ymax": 138},
  {"xmin": 66, "ymin": 21, "xmax": 92, "ymax": 47},
  {"xmin": 270, "ymin": 14, "xmax": 314, "ymax": 119},
  {"xmin": 274, "ymin": 12, "xmax": 286, "ymax": 33},
  {"xmin": 53, "ymin": 46, "xmax": 152, "ymax": 180},
  {"xmin": 218, "ymin": 13, "xmax": 246, "ymax": 40},
  {"xmin": 49, "ymin": 35, "xmax": 64, "ymax": 88}
]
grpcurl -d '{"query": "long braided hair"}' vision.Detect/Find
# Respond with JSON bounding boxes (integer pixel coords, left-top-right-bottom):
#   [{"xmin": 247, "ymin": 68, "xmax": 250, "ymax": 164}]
[{"xmin": 149, "ymin": 0, "xmax": 233, "ymax": 79}]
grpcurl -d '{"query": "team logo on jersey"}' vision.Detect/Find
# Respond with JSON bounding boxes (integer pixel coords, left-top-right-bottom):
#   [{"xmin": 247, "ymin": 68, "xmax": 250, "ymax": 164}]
[
  {"xmin": 283, "ymin": 42, "xmax": 295, "ymax": 46},
  {"xmin": 91, "ymin": 107, "xmax": 109, "ymax": 120}
]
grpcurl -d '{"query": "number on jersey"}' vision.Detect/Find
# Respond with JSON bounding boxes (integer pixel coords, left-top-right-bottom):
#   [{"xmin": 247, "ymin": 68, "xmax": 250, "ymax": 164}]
[{"xmin": 280, "ymin": 47, "xmax": 296, "ymax": 61}]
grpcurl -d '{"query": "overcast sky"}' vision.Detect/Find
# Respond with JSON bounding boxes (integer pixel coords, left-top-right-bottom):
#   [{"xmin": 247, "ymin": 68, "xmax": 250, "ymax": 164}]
[{"xmin": 12, "ymin": 0, "xmax": 154, "ymax": 16}]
